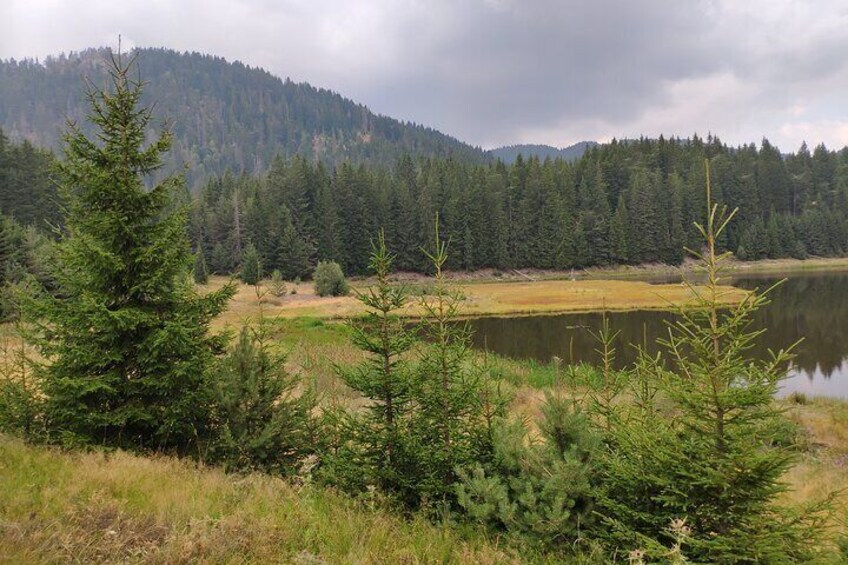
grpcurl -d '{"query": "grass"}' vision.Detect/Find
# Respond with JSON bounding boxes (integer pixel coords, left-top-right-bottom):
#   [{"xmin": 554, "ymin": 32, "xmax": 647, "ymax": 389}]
[
  {"xmin": 205, "ymin": 275, "xmax": 746, "ymax": 323},
  {"xmin": 3, "ymin": 360, "xmax": 846, "ymax": 563},
  {"xmin": 0, "ymin": 435, "xmax": 519, "ymax": 564}
]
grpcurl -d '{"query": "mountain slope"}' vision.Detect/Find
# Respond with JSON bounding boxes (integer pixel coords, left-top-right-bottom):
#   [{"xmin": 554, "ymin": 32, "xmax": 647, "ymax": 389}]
[
  {"xmin": 490, "ymin": 141, "xmax": 597, "ymax": 164},
  {"xmin": 0, "ymin": 47, "xmax": 487, "ymax": 187}
]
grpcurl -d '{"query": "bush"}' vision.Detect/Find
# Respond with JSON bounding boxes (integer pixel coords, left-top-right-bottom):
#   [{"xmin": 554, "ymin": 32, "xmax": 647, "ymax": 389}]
[
  {"xmin": 313, "ymin": 261, "xmax": 348, "ymax": 297},
  {"xmin": 787, "ymin": 391, "xmax": 808, "ymax": 405},
  {"xmin": 457, "ymin": 394, "xmax": 598, "ymax": 550}
]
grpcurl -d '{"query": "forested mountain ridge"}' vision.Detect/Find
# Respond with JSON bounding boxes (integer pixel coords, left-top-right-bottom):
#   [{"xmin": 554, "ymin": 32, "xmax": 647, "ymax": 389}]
[
  {"xmin": 0, "ymin": 47, "xmax": 487, "ymax": 187},
  {"xmin": 490, "ymin": 141, "xmax": 597, "ymax": 164}
]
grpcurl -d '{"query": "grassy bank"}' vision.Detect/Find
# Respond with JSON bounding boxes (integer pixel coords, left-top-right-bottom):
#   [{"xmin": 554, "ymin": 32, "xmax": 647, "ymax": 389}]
[
  {"xmin": 210, "ymin": 255, "xmax": 848, "ymax": 325},
  {"xmin": 0, "ymin": 435, "xmax": 518, "ymax": 564},
  {"xmin": 209, "ymin": 276, "xmax": 746, "ymax": 325},
  {"xmin": 2, "ymin": 368, "xmax": 846, "ymax": 563}
]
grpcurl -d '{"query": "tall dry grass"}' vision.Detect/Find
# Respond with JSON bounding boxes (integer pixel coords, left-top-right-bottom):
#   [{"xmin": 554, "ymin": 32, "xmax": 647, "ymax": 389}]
[{"xmin": 0, "ymin": 434, "xmax": 519, "ymax": 564}]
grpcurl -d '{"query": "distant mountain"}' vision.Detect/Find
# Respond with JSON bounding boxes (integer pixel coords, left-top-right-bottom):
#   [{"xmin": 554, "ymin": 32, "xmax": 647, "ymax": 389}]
[
  {"xmin": 490, "ymin": 141, "xmax": 598, "ymax": 164},
  {"xmin": 0, "ymin": 47, "xmax": 488, "ymax": 187}
]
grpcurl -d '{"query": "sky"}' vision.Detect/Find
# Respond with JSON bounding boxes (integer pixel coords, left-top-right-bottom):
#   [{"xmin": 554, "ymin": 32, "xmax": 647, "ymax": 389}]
[{"xmin": 3, "ymin": 0, "xmax": 848, "ymax": 152}]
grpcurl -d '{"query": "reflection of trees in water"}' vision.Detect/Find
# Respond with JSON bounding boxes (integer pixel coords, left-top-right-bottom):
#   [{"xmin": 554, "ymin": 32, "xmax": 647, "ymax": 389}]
[
  {"xmin": 738, "ymin": 274, "xmax": 848, "ymax": 378},
  {"xmin": 468, "ymin": 273, "xmax": 848, "ymax": 380}
]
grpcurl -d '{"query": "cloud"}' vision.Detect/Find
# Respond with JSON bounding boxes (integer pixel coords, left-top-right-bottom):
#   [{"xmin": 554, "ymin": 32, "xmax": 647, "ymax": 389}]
[{"xmin": 3, "ymin": 0, "xmax": 848, "ymax": 151}]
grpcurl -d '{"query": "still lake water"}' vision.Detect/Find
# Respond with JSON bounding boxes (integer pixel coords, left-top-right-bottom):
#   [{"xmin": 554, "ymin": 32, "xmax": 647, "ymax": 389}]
[{"xmin": 466, "ymin": 271, "xmax": 848, "ymax": 398}]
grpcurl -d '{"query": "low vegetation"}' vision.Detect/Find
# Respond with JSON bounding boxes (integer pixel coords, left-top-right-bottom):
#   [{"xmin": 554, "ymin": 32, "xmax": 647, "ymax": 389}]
[
  {"xmin": 203, "ymin": 275, "xmax": 746, "ymax": 324},
  {"xmin": 313, "ymin": 260, "xmax": 349, "ymax": 297},
  {"xmin": 0, "ymin": 434, "xmax": 515, "ymax": 564}
]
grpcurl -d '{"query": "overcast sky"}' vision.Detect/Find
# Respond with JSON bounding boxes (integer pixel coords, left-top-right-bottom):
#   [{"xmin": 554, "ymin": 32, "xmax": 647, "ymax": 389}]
[{"xmin": 3, "ymin": 0, "xmax": 848, "ymax": 151}]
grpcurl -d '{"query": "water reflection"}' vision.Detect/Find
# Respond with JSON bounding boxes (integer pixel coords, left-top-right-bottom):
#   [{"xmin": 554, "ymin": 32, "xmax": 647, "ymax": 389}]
[{"xmin": 467, "ymin": 271, "xmax": 848, "ymax": 398}]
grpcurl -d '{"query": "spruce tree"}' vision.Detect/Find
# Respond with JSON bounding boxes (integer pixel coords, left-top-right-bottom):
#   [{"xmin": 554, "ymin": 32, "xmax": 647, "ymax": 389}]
[
  {"xmin": 594, "ymin": 160, "xmax": 828, "ymax": 562},
  {"xmin": 240, "ymin": 243, "xmax": 262, "ymax": 286},
  {"xmin": 609, "ymin": 195, "xmax": 630, "ymax": 264},
  {"xmin": 412, "ymin": 217, "xmax": 505, "ymax": 509},
  {"xmin": 210, "ymin": 323, "xmax": 315, "ymax": 473},
  {"xmin": 277, "ymin": 218, "xmax": 314, "ymax": 280},
  {"xmin": 24, "ymin": 53, "xmax": 235, "ymax": 451},
  {"xmin": 457, "ymin": 393, "xmax": 598, "ymax": 551},
  {"xmin": 338, "ymin": 230, "xmax": 417, "ymax": 502}
]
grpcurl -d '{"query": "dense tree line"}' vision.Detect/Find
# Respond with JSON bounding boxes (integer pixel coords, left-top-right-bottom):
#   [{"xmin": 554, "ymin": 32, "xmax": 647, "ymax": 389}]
[
  {"xmin": 191, "ymin": 135, "xmax": 848, "ymax": 277},
  {"xmin": 5, "ymin": 117, "xmax": 848, "ymax": 280},
  {"xmin": 0, "ymin": 132, "xmax": 60, "ymax": 317},
  {"xmin": 0, "ymin": 130, "xmax": 58, "ymax": 228},
  {"xmin": 0, "ymin": 48, "xmax": 486, "ymax": 188}
]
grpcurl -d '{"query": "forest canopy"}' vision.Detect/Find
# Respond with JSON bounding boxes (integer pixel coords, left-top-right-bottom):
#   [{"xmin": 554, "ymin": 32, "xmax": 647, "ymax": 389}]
[{"xmin": 3, "ymin": 129, "xmax": 848, "ymax": 277}]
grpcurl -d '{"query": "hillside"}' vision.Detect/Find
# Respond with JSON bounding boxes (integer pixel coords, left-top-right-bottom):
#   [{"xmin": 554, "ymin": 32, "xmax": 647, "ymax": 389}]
[
  {"xmin": 0, "ymin": 47, "xmax": 487, "ymax": 187},
  {"xmin": 490, "ymin": 141, "xmax": 597, "ymax": 163}
]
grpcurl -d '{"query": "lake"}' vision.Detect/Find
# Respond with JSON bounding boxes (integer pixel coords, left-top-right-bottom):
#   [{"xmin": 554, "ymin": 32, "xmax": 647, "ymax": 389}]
[{"xmin": 466, "ymin": 270, "xmax": 848, "ymax": 398}]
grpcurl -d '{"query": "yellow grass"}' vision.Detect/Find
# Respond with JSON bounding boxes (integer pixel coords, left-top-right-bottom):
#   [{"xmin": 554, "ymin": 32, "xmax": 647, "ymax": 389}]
[
  {"xmin": 0, "ymin": 435, "xmax": 517, "ymax": 564},
  {"xmin": 780, "ymin": 398, "xmax": 848, "ymax": 540},
  {"xmin": 207, "ymin": 276, "xmax": 746, "ymax": 325}
]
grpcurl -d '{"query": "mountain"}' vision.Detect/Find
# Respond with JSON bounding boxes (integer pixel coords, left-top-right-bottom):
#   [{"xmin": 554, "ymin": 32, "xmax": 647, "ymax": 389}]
[
  {"xmin": 490, "ymin": 141, "xmax": 598, "ymax": 164},
  {"xmin": 0, "ymin": 47, "xmax": 488, "ymax": 187}
]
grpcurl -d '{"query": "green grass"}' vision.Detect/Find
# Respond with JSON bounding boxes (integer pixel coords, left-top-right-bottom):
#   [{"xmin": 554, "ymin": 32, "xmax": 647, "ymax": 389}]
[{"xmin": 0, "ymin": 434, "xmax": 520, "ymax": 564}]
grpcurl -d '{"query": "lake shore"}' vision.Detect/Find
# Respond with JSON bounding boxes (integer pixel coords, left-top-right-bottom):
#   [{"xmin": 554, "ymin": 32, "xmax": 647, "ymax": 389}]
[
  {"xmin": 209, "ymin": 255, "xmax": 848, "ymax": 325},
  {"xmin": 208, "ymin": 276, "xmax": 747, "ymax": 325},
  {"xmin": 396, "ymin": 255, "xmax": 848, "ymax": 283}
]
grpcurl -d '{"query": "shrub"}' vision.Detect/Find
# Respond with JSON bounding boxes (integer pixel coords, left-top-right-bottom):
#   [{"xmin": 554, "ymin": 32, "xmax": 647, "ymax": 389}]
[
  {"xmin": 313, "ymin": 261, "xmax": 348, "ymax": 297},
  {"xmin": 787, "ymin": 391, "xmax": 808, "ymax": 405},
  {"xmin": 457, "ymin": 393, "xmax": 598, "ymax": 550}
]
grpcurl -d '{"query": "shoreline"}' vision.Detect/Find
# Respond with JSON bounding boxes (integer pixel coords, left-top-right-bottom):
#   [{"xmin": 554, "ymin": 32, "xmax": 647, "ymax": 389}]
[
  {"xmin": 207, "ymin": 256, "xmax": 848, "ymax": 325},
  {"xmin": 210, "ymin": 277, "xmax": 746, "ymax": 325},
  {"xmin": 383, "ymin": 256, "xmax": 848, "ymax": 285}
]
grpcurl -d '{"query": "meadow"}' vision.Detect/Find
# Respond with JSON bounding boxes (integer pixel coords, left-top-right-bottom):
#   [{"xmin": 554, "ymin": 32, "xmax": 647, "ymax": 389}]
[{"xmin": 208, "ymin": 274, "xmax": 747, "ymax": 325}]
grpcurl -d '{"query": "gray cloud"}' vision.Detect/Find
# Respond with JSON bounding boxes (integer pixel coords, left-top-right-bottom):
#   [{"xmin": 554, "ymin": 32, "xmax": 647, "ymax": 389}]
[{"xmin": 3, "ymin": 0, "xmax": 848, "ymax": 151}]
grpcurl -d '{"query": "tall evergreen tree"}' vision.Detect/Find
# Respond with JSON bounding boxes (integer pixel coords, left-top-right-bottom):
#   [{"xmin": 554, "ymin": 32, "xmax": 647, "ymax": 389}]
[
  {"xmin": 609, "ymin": 195, "xmax": 630, "ymax": 264},
  {"xmin": 24, "ymin": 53, "xmax": 235, "ymax": 451},
  {"xmin": 193, "ymin": 247, "xmax": 209, "ymax": 284}
]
